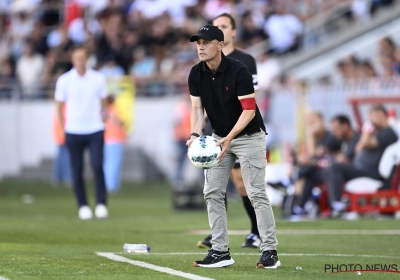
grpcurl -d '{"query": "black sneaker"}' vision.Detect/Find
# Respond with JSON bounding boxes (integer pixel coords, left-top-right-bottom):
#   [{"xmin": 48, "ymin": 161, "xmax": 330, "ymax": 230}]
[
  {"xmin": 242, "ymin": 233, "xmax": 261, "ymax": 249},
  {"xmin": 194, "ymin": 249, "xmax": 235, "ymax": 268},
  {"xmin": 267, "ymin": 181, "xmax": 287, "ymax": 196},
  {"xmin": 196, "ymin": 234, "xmax": 212, "ymax": 249},
  {"xmin": 256, "ymin": 250, "xmax": 281, "ymax": 269}
]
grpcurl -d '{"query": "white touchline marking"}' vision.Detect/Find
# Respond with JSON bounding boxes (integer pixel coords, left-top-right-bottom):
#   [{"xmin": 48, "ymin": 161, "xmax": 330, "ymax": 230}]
[
  {"xmin": 187, "ymin": 229, "xmax": 400, "ymax": 235},
  {"xmin": 0, "ymin": 276, "xmax": 10, "ymax": 280},
  {"xmin": 96, "ymin": 252, "xmax": 215, "ymax": 280},
  {"xmin": 113, "ymin": 252, "xmax": 400, "ymax": 259}
]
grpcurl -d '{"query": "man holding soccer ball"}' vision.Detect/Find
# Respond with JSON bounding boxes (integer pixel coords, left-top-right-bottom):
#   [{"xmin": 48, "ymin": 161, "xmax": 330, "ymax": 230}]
[
  {"xmin": 196, "ymin": 13, "xmax": 263, "ymax": 251},
  {"xmin": 187, "ymin": 24, "xmax": 279, "ymax": 269}
]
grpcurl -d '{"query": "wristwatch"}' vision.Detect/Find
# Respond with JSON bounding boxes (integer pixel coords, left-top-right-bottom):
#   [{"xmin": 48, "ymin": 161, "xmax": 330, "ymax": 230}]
[{"xmin": 189, "ymin": 132, "xmax": 200, "ymax": 139}]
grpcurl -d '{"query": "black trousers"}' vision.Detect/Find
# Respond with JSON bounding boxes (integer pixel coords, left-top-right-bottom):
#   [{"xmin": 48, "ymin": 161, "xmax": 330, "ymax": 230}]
[
  {"xmin": 326, "ymin": 163, "xmax": 380, "ymax": 204},
  {"xmin": 297, "ymin": 165, "xmax": 325, "ymax": 208},
  {"xmin": 65, "ymin": 130, "xmax": 106, "ymax": 208}
]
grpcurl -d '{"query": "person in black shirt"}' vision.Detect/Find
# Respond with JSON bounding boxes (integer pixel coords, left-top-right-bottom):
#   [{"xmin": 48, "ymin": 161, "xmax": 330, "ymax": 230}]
[
  {"xmin": 268, "ymin": 111, "xmax": 341, "ymax": 217},
  {"xmin": 326, "ymin": 105, "xmax": 398, "ymax": 217},
  {"xmin": 187, "ymin": 24, "xmax": 279, "ymax": 269},
  {"xmin": 197, "ymin": 13, "xmax": 263, "ymax": 250},
  {"xmin": 292, "ymin": 114, "xmax": 360, "ymax": 217}
]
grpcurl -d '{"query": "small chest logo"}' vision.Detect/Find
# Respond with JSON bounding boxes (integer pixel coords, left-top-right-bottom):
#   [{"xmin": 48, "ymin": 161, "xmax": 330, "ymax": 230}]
[{"xmin": 226, "ymin": 86, "xmax": 228, "ymax": 91}]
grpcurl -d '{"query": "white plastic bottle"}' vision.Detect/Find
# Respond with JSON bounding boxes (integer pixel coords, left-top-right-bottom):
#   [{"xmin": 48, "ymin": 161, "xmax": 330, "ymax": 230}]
[{"xmin": 123, "ymin": 244, "xmax": 150, "ymax": 253}]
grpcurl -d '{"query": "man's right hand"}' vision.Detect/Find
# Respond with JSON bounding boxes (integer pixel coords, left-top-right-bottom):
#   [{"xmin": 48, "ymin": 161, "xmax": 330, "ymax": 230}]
[
  {"xmin": 186, "ymin": 136, "xmax": 197, "ymax": 147},
  {"xmin": 186, "ymin": 137, "xmax": 197, "ymax": 159}
]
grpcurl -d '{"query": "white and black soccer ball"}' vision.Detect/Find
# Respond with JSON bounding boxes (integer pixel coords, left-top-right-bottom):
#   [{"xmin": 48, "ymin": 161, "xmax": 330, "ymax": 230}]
[{"xmin": 188, "ymin": 136, "xmax": 221, "ymax": 169}]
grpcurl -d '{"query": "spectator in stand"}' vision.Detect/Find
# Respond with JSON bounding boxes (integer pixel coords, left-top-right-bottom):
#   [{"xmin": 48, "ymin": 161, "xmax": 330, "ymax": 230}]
[
  {"xmin": 103, "ymin": 94, "xmax": 127, "ymax": 193},
  {"xmin": 239, "ymin": 11, "xmax": 267, "ymax": 47},
  {"xmin": 129, "ymin": 47, "xmax": 156, "ymax": 82},
  {"xmin": 202, "ymin": 0, "xmax": 233, "ymax": 21},
  {"xmin": 182, "ymin": 4, "xmax": 208, "ymax": 35},
  {"xmin": 47, "ymin": 24, "xmax": 75, "ymax": 75},
  {"xmin": 129, "ymin": 0, "xmax": 168, "ymax": 20},
  {"xmin": 326, "ymin": 105, "xmax": 398, "ymax": 217},
  {"xmin": 165, "ymin": 0, "xmax": 198, "ymax": 27},
  {"xmin": 47, "ymin": 24, "xmax": 66, "ymax": 49},
  {"xmin": 16, "ymin": 42, "xmax": 45, "ymax": 98},
  {"xmin": 30, "ymin": 22, "xmax": 49, "ymax": 56},
  {"xmin": 96, "ymin": 11, "xmax": 124, "ymax": 68},
  {"xmin": 84, "ymin": 33, "xmax": 98, "ymax": 69},
  {"xmin": 98, "ymin": 54, "xmax": 125, "ymax": 78},
  {"xmin": 67, "ymin": 9, "xmax": 101, "ymax": 45},
  {"xmin": 9, "ymin": 8, "xmax": 35, "ymax": 59},
  {"xmin": 378, "ymin": 54, "xmax": 395, "ymax": 77},
  {"xmin": 336, "ymin": 55, "xmax": 359, "ymax": 80},
  {"xmin": 378, "ymin": 37, "xmax": 396, "ymax": 58},
  {"xmin": 357, "ymin": 60, "xmax": 377, "ymax": 78},
  {"xmin": 119, "ymin": 28, "xmax": 140, "ymax": 73},
  {"xmin": 263, "ymin": 4, "xmax": 303, "ymax": 54},
  {"xmin": 375, "ymin": 37, "xmax": 397, "ymax": 77}
]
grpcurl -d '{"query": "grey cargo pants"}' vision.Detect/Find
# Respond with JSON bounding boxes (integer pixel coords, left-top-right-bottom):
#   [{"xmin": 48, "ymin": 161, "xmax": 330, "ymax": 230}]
[{"xmin": 204, "ymin": 131, "xmax": 278, "ymax": 252}]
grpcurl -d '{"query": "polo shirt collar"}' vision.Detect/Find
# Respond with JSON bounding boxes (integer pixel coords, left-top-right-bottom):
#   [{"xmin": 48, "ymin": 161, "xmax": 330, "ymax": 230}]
[
  {"xmin": 71, "ymin": 67, "xmax": 91, "ymax": 78},
  {"xmin": 201, "ymin": 53, "xmax": 228, "ymax": 73},
  {"xmin": 217, "ymin": 53, "xmax": 228, "ymax": 72}
]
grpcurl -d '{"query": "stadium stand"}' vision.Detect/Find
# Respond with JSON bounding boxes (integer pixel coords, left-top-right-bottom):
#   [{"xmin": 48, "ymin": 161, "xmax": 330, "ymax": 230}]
[{"xmin": 1, "ymin": 1, "xmax": 400, "ymax": 218}]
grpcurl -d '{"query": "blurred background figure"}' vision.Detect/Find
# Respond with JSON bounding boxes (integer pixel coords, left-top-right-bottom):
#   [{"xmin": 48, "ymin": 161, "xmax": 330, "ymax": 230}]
[
  {"xmin": 325, "ymin": 105, "xmax": 398, "ymax": 217},
  {"xmin": 103, "ymin": 94, "xmax": 127, "ymax": 193},
  {"xmin": 263, "ymin": 3, "xmax": 303, "ymax": 54},
  {"xmin": 291, "ymin": 114, "xmax": 360, "ymax": 219},
  {"xmin": 51, "ymin": 104, "xmax": 72, "ymax": 187},
  {"xmin": 55, "ymin": 46, "xmax": 108, "ymax": 220},
  {"xmin": 172, "ymin": 96, "xmax": 191, "ymax": 184},
  {"xmin": 99, "ymin": 54, "xmax": 124, "ymax": 78},
  {"xmin": 129, "ymin": 47, "xmax": 156, "ymax": 82},
  {"xmin": 16, "ymin": 42, "xmax": 45, "ymax": 99},
  {"xmin": 268, "ymin": 111, "xmax": 342, "ymax": 218},
  {"xmin": 9, "ymin": 3, "xmax": 35, "ymax": 59}
]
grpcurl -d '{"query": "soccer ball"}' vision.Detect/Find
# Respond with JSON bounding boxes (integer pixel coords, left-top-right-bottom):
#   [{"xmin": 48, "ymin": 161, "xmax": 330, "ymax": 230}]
[{"xmin": 188, "ymin": 136, "xmax": 221, "ymax": 169}]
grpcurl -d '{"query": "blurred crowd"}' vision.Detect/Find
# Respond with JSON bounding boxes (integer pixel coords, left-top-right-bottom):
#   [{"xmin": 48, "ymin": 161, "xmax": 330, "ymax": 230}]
[
  {"xmin": 332, "ymin": 37, "xmax": 400, "ymax": 83},
  {"xmin": 0, "ymin": 0, "xmax": 397, "ymax": 98}
]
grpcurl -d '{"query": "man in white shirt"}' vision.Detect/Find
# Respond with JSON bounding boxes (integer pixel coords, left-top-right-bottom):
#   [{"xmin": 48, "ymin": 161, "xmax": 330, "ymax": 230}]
[
  {"xmin": 55, "ymin": 46, "xmax": 109, "ymax": 220},
  {"xmin": 263, "ymin": 6, "xmax": 303, "ymax": 54},
  {"xmin": 16, "ymin": 42, "xmax": 45, "ymax": 98}
]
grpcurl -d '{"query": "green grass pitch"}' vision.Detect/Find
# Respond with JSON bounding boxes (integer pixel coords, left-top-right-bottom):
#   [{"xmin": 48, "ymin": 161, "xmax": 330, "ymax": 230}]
[{"xmin": 0, "ymin": 180, "xmax": 399, "ymax": 279}]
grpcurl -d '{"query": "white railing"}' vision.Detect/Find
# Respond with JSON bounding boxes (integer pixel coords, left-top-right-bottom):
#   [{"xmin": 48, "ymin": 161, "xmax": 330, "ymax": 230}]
[
  {"xmin": 1, "ymin": 77, "xmax": 400, "ymax": 180},
  {"xmin": 0, "ymin": 78, "xmax": 188, "ymax": 100}
]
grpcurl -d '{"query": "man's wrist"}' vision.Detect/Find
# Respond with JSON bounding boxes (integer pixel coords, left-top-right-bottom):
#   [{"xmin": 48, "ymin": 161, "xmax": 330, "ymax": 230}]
[{"xmin": 189, "ymin": 132, "xmax": 200, "ymax": 139}]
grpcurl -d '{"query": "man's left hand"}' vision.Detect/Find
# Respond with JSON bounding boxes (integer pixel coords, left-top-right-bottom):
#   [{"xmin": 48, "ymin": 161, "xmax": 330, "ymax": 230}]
[{"xmin": 216, "ymin": 137, "xmax": 232, "ymax": 163}]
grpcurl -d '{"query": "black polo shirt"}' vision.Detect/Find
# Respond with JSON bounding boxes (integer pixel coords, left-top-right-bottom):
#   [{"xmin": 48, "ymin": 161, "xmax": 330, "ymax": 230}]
[
  {"xmin": 188, "ymin": 53, "xmax": 266, "ymax": 138},
  {"xmin": 228, "ymin": 49, "xmax": 258, "ymax": 90}
]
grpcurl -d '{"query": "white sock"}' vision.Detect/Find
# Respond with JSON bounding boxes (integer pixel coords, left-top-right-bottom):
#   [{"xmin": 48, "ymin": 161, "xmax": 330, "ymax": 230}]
[
  {"xmin": 293, "ymin": 205, "xmax": 305, "ymax": 214},
  {"xmin": 281, "ymin": 177, "xmax": 291, "ymax": 187},
  {"xmin": 332, "ymin": 201, "xmax": 346, "ymax": 211}
]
